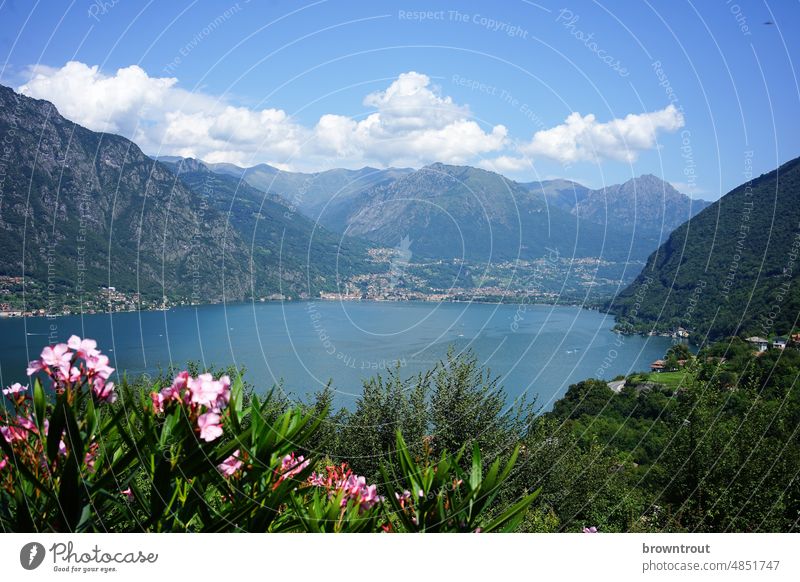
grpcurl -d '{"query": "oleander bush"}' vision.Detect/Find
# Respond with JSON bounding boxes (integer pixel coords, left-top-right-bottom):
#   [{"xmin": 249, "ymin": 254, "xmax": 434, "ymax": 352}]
[{"xmin": 0, "ymin": 337, "xmax": 537, "ymax": 532}]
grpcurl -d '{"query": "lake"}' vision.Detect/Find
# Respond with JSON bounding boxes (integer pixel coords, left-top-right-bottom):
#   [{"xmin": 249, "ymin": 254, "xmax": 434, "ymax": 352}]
[{"xmin": 0, "ymin": 301, "xmax": 676, "ymax": 410}]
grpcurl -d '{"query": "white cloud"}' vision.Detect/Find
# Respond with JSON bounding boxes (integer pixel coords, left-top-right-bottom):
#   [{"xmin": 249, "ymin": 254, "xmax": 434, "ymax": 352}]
[
  {"xmin": 519, "ymin": 105, "xmax": 685, "ymax": 164},
  {"xmin": 20, "ymin": 61, "xmax": 180, "ymax": 136},
  {"xmin": 477, "ymin": 155, "xmax": 532, "ymax": 174},
  {"xmin": 18, "ymin": 63, "xmax": 506, "ymax": 170},
  {"xmin": 17, "ymin": 62, "xmax": 680, "ymax": 172}
]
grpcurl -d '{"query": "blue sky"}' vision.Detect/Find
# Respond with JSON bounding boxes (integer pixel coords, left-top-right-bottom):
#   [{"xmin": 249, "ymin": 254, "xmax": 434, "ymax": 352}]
[{"xmin": 1, "ymin": 0, "xmax": 798, "ymax": 199}]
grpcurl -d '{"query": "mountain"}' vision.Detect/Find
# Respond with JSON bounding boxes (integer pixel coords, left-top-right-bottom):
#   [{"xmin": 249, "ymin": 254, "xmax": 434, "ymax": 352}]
[
  {"xmin": 180, "ymin": 158, "xmax": 709, "ymax": 265},
  {"xmin": 0, "ymin": 85, "xmax": 367, "ymax": 309},
  {"xmin": 523, "ymin": 174, "xmax": 710, "ymax": 236},
  {"xmin": 318, "ymin": 162, "xmax": 659, "ymax": 262},
  {"xmin": 608, "ymin": 156, "xmax": 800, "ymax": 340},
  {"xmin": 520, "ymin": 178, "xmax": 591, "ymax": 211},
  {"xmin": 203, "ymin": 160, "xmax": 413, "ymax": 220},
  {"xmin": 573, "ymin": 174, "xmax": 711, "ymax": 237},
  {"xmin": 165, "ymin": 159, "xmax": 373, "ymax": 291}
]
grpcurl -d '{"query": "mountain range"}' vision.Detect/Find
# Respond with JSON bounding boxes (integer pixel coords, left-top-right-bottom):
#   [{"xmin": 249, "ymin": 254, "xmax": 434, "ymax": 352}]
[
  {"xmin": 0, "ymin": 82, "xmax": 714, "ymax": 312},
  {"xmin": 184, "ymin": 159, "xmax": 710, "ymax": 263},
  {"xmin": 0, "ymin": 85, "xmax": 368, "ymax": 309},
  {"xmin": 609, "ymin": 155, "xmax": 800, "ymax": 340}
]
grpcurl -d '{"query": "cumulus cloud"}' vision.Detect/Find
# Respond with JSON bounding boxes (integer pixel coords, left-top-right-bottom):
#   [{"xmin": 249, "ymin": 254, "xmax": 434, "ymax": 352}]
[
  {"xmin": 477, "ymin": 155, "xmax": 532, "ymax": 174},
  {"xmin": 519, "ymin": 105, "xmax": 684, "ymax": 164},
  {"xmin": 18, "ymin": 63, "xmax": 506, "ymax": 170},
  {"xmin": 20, "ymin": 62, "xmax": 177, "ymax": 136},
  {"xmin": 17, "ymin": 61, "xmax": 680, "ymax": 172}
]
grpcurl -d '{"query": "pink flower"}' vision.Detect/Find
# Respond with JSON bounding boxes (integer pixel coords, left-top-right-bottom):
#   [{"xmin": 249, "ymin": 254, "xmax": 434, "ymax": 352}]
[
  {"xmin": 0, "ymin": 426, "xmax": 14, "ymax": 443},
  {"xmin": 37, "ymin": 343, "xmax": 73, "ymax": 379},
  {"xmin": 395, "ymin": 490, "xmax": 412, "ymax": 509},
  {"xmin": 583, "ymin": 526, "xmax": 598, "ymax": 533},
  {"xmin": 121, "ymin": 488, "xmax": 134, "ymax": 501},
  {"xmin": 217, "ymin": 450, "xmax": 243, "ymax": 477},
  {"xmin": 67, "ymin": 335, "xmax": 100, "ymax": 360},
  {"xmin": 360, "ymin": 484, "xmax": 379, "ymax": 510},
  {"xmin": 92, "ymin": 378, "xmax": 116, "ymax": 403},
  {"xmin": 26, "ymin": 359, "xmax": 44, "ymax": 376},
  {"xmin": 1, "ymin": 416, "xmax": 37, "ymax": 443},
  {"xmin": 279, "ymin": 453, "xmax": 309, "ymax": 479},
  {"xmin": 309, "ymin": 472, "xmax": 326, "ymax": 487},
  {"xmin": 170, "ymin": 370, "xmax": 190, "ymax": 393},
  {"xmin": 86, "ymin": 354, "xmax": 114, "ymax": 381},
  {"xmin": 2, "ymin": 383, "xmax": 27, "ymax": 396},
  {"xmin": 309, "ymin": 462, "xmax": 381, "ymax": 512},
  {"xmin": 150, "ymin": 391, "xmax": 165, "ymax": 413},
  {"xmin": 188, "ymin": 373, "xmax": 231, "ymax": 408},
  {"xmin": 151, "ymin": 372, "xmax": 188, "ymax": 412},
  {"xmin": 0, "ymin": 456, "xmax": 7, "ymax": 472},
  {"xmin": 41, "ymin": 343, "xmax": 72, "ymax": 368},
  {"xmin": 68, "ymin": 367, "xmax": 82, "ymax": 382},
  {"xmin": 197, "ymin": 412, "xmax": 223, "ymax": 442},
  {"xmin": 17, "ymin": 416, "xmax": 36, "ymax": 432}
]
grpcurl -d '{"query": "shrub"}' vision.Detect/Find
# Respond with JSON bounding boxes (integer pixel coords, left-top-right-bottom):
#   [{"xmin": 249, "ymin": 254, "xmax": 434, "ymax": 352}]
[{"xmin": 0, "ymin": 337, "xmax": 537, "ymax": 533}]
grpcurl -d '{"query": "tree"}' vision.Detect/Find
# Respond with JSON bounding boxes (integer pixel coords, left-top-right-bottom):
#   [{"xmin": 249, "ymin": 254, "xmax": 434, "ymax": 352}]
[{"xmin": 667, "ymin": 343, "xmax": 691, "ymax": 361}]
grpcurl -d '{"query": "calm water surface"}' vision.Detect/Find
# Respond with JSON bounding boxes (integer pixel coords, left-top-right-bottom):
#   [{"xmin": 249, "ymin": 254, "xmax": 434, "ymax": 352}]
[{"xmin": 0, "ymin": 301, "xmax": 676, "ymax": 410}]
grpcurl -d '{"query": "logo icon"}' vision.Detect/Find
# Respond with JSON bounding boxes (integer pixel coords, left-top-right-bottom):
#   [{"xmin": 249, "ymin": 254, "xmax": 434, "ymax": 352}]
[{"xmin": 20, "ymin": 542, "xmax": 46, "ymax": 570}]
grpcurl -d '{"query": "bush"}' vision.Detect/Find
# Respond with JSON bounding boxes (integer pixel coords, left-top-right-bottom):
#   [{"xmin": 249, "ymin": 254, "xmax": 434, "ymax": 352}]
[{"xmin": 0, "ymin": 337, "xmax": 537, "ymax": 533}]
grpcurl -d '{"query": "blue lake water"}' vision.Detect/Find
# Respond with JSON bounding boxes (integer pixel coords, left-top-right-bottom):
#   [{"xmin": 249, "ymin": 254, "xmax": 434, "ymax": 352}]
[{"xmin": 0, "ymin": 301, "xmax": 675, "ymax": 410}]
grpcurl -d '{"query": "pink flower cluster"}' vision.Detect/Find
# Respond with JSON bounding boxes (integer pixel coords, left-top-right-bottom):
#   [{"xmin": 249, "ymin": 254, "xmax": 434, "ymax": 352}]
[
  {"xmin": 217, "ymin": 450, "xmax": 244, "ymax": 477},
  {"xmin": 309, "ymin": 463, "xmax": 380, "ymax": 512},
  {"xmin": 150, "ymin": 371, "xmax": 231, "ymax": 442},
  {"xmin": 274, "ymin": 452, "xmax": 310, "ymax": 487},
  {"xmin": 2, "ymin": 383, "xmax": 27, "ymax": 397},
  {"xmin": 0, "ymin": 406, "xmax": 69, "ymax": 476},
  {"xmin": 26, "ymin": 336, "xmax": 116, "ymax": 403}
]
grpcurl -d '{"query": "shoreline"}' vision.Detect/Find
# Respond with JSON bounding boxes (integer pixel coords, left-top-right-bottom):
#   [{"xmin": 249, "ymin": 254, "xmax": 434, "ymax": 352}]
[{"xmin": 3, "ymin": 295, "xmax": 608, "ymax": 322}]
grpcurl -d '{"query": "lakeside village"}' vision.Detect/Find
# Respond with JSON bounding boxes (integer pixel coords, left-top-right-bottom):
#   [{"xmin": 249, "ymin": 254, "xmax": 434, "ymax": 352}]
[
  {"xmin": 0, "ymin": 244, "xmax": 634, "ymax": 319},
  {"xmin": 0, "ymin": 277, "xmax": 172, "ymax": 318}
]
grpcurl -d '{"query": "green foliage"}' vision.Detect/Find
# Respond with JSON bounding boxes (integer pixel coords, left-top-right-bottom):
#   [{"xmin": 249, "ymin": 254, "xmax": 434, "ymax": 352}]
[
  {"xmin": 0, "ymin": 352, "xmax": 537, "ymax": 533},
  {"xmin": 3, "ymin": 340, "xmax": 798, "ymax": 533},
  {"xmin": 543, "ymin": 341, "xmax": 800, "ymax": 532},
  {"xmin": 381, "ymin": 433, "xmax": 539, "ymax": 532},
  {"xmin": 610, "ymin": 156, "xmax": 800, "ymax": 340}
]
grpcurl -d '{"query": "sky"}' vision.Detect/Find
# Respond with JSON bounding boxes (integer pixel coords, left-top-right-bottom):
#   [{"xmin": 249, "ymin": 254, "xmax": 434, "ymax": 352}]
[{"xmin": 0, "ymin": 0, "xmax": 798, "ymax": 199}]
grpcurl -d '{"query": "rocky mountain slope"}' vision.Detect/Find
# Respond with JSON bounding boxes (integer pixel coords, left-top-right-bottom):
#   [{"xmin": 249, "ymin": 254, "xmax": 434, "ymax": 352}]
[
  {"xmin": 0, "ymin": 85, "xmax": 366, "ymax": 309},
  {"xmin": 319, "ymin": 163, "xmax": 676, "ymax": 262}
]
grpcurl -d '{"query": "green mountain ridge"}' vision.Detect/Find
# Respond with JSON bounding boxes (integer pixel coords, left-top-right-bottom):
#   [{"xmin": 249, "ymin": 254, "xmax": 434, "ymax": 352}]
[{"xmin": 608, "ymin": 155, "xmax": 800, "ymax": 340}]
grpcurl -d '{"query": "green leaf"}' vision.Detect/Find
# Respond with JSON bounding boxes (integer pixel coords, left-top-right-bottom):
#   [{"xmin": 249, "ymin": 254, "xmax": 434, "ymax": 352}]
[
  {"xmin": 85, "ymin": 397, "xmax": 98, "ymax": 440},
  {"xmin": 482, "ymin": 488, "xmax": 541, "ymax": 533},
  {"xmin": 47, "ymin": 397, "xmax": 66, "ymax": 462},
  {"xmin": 149, "ymin": 457, "xmax": 172, "ymax": 528},
  {"xmin": 32, "ymin": 379, "xmax": 47, "ymax": 434},
  {"xmin": 470, "ymin": 442, "xmax": 482, "ymax": 489},
  {"xmin": 57, "ymin": 453, "xmax": 82, "ymax": 531},
  {"xmin": 62, "ymin": 402, "xmax": 85, "ymax": 463}
]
